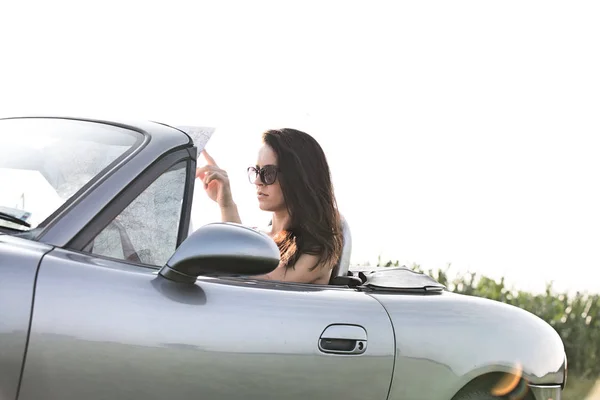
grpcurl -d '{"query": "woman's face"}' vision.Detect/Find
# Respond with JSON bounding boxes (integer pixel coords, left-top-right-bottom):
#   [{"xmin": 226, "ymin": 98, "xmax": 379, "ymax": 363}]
[{"xmin": 253, "ymin": 143, "xmax": 285, "ymax": 212}]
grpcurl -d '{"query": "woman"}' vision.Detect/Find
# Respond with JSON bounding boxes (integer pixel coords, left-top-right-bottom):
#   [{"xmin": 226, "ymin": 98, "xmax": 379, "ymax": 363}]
[{"xmin": 195, "ymin": 128, "xmax": 343, "ymax": 284}]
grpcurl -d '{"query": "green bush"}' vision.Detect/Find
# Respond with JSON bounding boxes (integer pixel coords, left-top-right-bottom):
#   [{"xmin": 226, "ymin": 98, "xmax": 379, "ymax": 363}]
[{"xmin": 377, "ymin": 260, "xmax": 600, "ymax": 379}]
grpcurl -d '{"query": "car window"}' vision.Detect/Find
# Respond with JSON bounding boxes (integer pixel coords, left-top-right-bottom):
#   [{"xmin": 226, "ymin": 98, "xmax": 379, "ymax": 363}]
[
  {"xmin": 84, "ymin": 161, "xmax": 188, "ymax": 267},
  {"xmin": 0, "ymin": 118, "xmax": 142, "ymax": 231}
]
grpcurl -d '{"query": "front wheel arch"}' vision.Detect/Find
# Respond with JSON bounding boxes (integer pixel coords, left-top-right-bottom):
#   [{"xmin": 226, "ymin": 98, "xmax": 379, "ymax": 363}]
[{"xmin": 451, "ymin": 372, "xmax": 535, "ymax": 400}]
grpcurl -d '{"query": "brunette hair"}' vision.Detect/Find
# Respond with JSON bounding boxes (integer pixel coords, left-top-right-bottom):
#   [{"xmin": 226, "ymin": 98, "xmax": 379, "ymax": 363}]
[{"xmin": 262, "ymin": 128, "xmax": 343, "ymax": 272}]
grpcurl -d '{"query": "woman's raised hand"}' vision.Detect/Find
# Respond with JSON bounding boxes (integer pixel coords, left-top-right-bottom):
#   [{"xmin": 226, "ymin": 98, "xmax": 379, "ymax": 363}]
[{"xmin": 196, "ymin": 149, "xmax": 234, "ymax": 208}]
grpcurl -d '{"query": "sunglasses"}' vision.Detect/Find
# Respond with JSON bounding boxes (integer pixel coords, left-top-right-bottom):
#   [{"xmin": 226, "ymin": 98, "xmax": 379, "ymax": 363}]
[{"xmin": 247, "ymin": 165, "xmax": 280, "ymax": 185}]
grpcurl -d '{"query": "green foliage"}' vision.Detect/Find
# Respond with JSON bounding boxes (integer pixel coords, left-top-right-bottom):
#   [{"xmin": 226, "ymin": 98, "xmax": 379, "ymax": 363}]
[{"xmin": 377, "ymin": 260, "xmax": 600, "ymax": 379}]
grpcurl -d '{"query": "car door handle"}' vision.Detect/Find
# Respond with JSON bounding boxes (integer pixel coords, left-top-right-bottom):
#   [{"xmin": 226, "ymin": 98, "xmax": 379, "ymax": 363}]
[{"xmin": 318, "ymin": 324, "xmax": 367, "ymax": 355}]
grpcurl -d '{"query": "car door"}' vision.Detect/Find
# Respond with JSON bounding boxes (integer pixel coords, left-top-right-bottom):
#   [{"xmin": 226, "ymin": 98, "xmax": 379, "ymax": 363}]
[
  {"xmin": 19, "ymin": 256, "xmax": 395, "ymax": 400},
  {"xmin": 17, "ymin": 154, "xmax": 396, "ymax": 400},
  {"xmin": 0, "ymin": 235, "xmax": 53, "ymax": 400}
]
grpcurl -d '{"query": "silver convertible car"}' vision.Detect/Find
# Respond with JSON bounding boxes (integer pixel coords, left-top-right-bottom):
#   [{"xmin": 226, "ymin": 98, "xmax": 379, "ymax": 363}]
[{"xmin": 0, "ymin": 116, "xmax": 567, "ymax": 400}]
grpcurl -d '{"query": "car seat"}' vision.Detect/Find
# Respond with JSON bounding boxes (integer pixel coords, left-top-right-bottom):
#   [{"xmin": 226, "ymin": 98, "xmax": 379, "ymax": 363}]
[{"xmin": 328, "ymin": 215, "xmax": 353, "ymax": 284}]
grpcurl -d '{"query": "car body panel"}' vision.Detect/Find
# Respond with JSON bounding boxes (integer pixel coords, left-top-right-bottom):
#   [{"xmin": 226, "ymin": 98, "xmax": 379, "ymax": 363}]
[
  {"xmin": 0, "ymin": 235, "xmax": 53, "ymax": 400},
  {"xmin": 18, "ymin": 248, "xmax": 396, "ymax": 400},
  {"xmin": 369, "ymin": 291, "xmax": 566, "ymax": 400}
]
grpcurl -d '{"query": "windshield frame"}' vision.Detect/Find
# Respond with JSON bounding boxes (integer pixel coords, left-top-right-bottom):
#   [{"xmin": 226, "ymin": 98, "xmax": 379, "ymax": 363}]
[{"xmin": 0, "ymin": 117, "xmax": 148, "ymax": 239}]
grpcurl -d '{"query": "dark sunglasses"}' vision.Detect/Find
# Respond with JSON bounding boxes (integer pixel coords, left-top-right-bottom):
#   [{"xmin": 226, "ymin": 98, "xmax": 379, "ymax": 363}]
[{"xmin": 247, "ymin": 165, "xmax": 280, "ymax": 185}]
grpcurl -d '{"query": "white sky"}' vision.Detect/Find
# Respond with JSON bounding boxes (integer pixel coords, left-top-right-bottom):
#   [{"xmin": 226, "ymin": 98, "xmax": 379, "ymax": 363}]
[{"xmin": 1, "ymin": 0, "xmax": 599, "ymax": 294}]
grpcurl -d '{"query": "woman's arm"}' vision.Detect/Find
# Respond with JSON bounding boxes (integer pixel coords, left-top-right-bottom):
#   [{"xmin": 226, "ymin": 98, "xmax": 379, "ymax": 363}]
[
  {"xmin": 196, "ymin": 149, "xmax": 242, "ymax": 224},
  {"xmin": 219, "ymin": 203, "xmax": 242, "ymax": 224},
  {"xmin": 254, "ymin": 253, "xmax": 331, "ymax": 284}
]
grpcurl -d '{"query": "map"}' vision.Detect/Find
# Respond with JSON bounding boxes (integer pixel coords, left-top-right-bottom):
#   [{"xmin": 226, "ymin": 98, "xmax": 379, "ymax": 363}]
[{"xmin": 176, "ymin": 126, "xmax": 215, "ymax": 156}]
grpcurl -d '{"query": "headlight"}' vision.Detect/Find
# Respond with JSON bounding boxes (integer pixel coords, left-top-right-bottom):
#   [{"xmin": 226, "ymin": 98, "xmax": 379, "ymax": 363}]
[{"xmin": 528, "ymin": 384, "xmax": 562, "ymax": 400}]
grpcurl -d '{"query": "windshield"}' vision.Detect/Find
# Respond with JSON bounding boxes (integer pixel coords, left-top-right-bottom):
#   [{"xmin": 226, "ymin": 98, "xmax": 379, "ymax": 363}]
[{"xmin": 0, "ymin": 118, "xmax": 142, "ymax": 232}]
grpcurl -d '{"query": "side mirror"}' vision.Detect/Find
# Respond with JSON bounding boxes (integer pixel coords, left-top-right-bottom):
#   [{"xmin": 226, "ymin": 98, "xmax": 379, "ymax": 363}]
[{"xmin": 158, "ymin": 222, "xmax": 280, "ymax": 283}]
